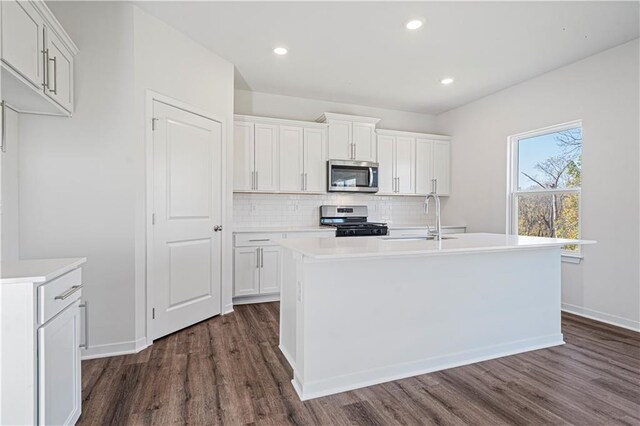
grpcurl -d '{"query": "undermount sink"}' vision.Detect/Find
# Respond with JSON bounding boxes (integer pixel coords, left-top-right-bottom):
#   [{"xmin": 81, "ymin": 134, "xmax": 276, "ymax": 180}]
[{"xmin": 379, "ymin": 236, "xmax": 457, "ymax": 241}]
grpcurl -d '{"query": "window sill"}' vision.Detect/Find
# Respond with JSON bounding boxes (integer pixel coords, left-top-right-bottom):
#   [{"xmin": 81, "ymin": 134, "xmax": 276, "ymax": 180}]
[{"xmin": 562, "ymin": 253, "xmax": 583, "ymax": 264}]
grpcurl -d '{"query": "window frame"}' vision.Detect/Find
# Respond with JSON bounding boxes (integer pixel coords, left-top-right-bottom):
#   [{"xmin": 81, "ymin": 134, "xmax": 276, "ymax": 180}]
[{"xmin": 506, "ymin": 120, "xmax": 583, "ymax": 259}]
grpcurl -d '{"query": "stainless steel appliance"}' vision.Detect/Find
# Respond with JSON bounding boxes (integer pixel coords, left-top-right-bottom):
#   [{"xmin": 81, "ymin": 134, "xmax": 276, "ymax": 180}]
[
  {"xmin": 320, "ymin": 205, "xmax": 388, "ymax": 237},
  {"xmin": 327, "ymin": 160, "xmax": 379, "ymax": 193}
]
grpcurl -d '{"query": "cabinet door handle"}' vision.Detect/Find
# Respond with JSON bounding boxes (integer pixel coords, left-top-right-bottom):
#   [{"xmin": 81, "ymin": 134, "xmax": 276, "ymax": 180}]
[
  {"xmin": 55, "ymin": 284, "xmax": 83, "ymax": 300},
  {"xmin": 41, "ymin": 48, "xmax": 50, "ymax": 89},
  {"xmin": 249, "ymin": 238, "xmax": 269, "ymax": 242},
  {"xmin": 49, "ymin": 55, "xmax": 57, "ymax": 95},
  {"xmin": 397, "ymin": 177, "xmax": 400, "ymax": 193},
  {"xmin": 304, "ymin": 173, "xmax": 308, "ymax": 191},
  {"xmin": 260, "ymin": 248, "xmax": 264, "ymax": 268},
  {"xmin": 256, "ymin": 248, "xmax": 260, "ymax": 268},
  {"xmin": 256, "ymin": 171, "xmax": 259, "ymax": 190},
  {"xmin": 353, "ymin": 144, "xmax": 356, "ymax": 159},
  {"xmin": 79, "ymin": 301, "xmax": 89, "ymax": 349}
]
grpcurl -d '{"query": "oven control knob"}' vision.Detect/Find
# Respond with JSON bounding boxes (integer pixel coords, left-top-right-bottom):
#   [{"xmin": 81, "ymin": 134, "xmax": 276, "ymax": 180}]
[{"xmin": 347, "ymin": 229, "xmax": 356, "ymax": 236}]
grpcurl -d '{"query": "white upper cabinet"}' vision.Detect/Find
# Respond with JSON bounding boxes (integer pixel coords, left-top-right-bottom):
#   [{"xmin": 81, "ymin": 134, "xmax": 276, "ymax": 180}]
[
  {"xmin": 432, "ymin": 140, "xmax": 451, "ymax": 196},
  {"xmin": 303, "ymin": 127, "xmax": 326, "ymax": 193},
  {"xmin": 234, "ymin": 115, "xmax": 327, "ymax": 193},
  {"xmin": 279, "ymin": 126, "xmax": 304, "ymax": 192},
  {"xmin": 377, "ymin": 129, "xmax": 450, "ymax": 196},
  {"xmin": 318, "ymin": 113, "xmax": 380, "ymax": 161},
  {"xmin": 253, "ymin": 124, "xmax": 279, "ymax": 192},
  {"xmin": 0, "ymin": 0, "xmax": 78, "ymax": 116},
  {"xmin": 1, "ymin": 0, "xmax": 44, "ymax": 88}
]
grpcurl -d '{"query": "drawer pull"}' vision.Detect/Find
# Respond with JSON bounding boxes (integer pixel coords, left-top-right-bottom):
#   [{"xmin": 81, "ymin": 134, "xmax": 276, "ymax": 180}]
[
  {"xmin": 54, "ymin": 285, "xmax": 82, "ymax": 300},
  {"xmin": 249, "ymin": 239, "xmax": 270, "ymax": 242}
]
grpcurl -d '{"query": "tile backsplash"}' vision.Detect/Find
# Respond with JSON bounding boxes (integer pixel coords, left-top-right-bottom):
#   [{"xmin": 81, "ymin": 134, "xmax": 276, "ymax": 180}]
[{"xmin": 233, "ymin": 193, "xmax": 439, "ymax": 228}]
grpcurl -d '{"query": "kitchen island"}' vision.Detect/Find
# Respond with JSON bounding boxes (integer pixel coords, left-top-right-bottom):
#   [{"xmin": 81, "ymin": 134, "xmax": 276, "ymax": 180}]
[{"xmin": 277, "ymin": 233, "xmax": 594, "ymax": 400}]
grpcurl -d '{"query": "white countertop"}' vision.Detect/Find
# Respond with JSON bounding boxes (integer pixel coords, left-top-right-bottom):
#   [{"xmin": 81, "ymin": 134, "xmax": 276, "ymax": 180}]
[
  {"xmin": 233, "ymin": 224, "xmax": 466, "ymax": 233},
  {"xmin": 275, "ymin": 233, "xmax": 595, "ymax": 260},
  {"xmin": 0, "ymin": 257, "xmax": 87, "ymax": 285}
]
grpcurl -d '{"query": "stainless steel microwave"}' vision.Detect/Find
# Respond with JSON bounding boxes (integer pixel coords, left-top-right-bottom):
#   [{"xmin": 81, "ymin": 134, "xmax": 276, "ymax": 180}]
[{"xmin": 327, "ymin": 160, "xmax": 379, "ymax": 193}]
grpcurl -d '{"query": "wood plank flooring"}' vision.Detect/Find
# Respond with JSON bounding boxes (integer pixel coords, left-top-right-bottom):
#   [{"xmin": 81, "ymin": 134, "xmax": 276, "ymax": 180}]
[{"xmin": 78, "ymin": 303, "xmax": 640, "ymax": 425}]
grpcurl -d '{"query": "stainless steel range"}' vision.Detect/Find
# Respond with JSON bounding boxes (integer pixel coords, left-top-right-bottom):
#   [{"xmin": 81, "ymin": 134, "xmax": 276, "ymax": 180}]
[{"xmin": 320, "ymin": 205, "xmax": 388, "ymax": 237}]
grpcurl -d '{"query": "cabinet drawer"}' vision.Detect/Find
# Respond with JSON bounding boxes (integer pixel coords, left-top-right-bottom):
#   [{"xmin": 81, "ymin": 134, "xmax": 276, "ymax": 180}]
[
  {"xmin": 38, "ymin": 268, "xmax": 82, "ymax": 324},
  {"xmin": 234, "ymin": 233, "xmax": 284, "ymax": 247}
]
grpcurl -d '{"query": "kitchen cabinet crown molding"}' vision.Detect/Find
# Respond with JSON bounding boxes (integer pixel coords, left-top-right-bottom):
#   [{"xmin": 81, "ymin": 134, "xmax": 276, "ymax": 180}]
[
  {"xmin": 376, "ymin": 128, "xmax": 451, "ymax": 141},
  {"xmin": 316, "ymin": 112, "xmax": 381, "ymax": 125},
  {"xmin": 31, "ymin": 0, "xmax": 79, "ymax": 55},
  {"xmin": 235, "ymin": 114, "xmax": 328, "ymax": 129}
]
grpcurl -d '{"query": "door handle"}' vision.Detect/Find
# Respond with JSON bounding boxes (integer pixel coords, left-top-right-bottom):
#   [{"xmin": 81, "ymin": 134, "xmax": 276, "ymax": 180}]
[
  {"xmin": 213, "ymin": 225, "xmax": 223, "ymax": 232},
  {"xmin": 79, "ymin": 301, "xmax": 89, "ymax": 349},
  {"xmin": 256, "ymin": 248, "xmax": 260, "ymax": 268},
  {"xmin": 55, "ymin": 284, "xmax": 83, "ymax": 300},
  {"xmin": 1, "ymin": 101, "xmax": 6, "ymax": 153},
  {"xmin": 41, "ymin": 48, "xmax": 50, "ymax": 89},
  {"xmin": 260, "ymin": 248, "xmax": 264, "ymax": 268},
  {"xmin": 49, "ymin": 55, "xmax": 57, "ymax": 95},
  {"xmin": 301, "ymin": 172, "xmax": 305, "ymax": 191},
  {"xmin": 256, "ymin": 171, "xmax": 259, "ymax": 190},
  {"xmin": 397, "ymin": 177, "xmax": 400, "ymax": 193},
  {"xmin": 304, "ymin": 173, "xmax": 308, "ymax": 191}
]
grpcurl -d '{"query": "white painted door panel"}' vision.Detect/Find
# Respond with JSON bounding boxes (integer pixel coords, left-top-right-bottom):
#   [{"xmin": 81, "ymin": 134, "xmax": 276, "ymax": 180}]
[
  {"xmin": 377, "ymin": 135, "xmax": 395, "ymax": 194},
  {"xmin": 279, "ymin": 126, "xmax": 304, "ymax": 192},
  {"xmin": 328, "ymin": 120, "xmax": 351, "ymax": 160},
  {"xmin": 44, "ymin": 26, "xmax": 73, "ymax": 112},
  {"xmin": 416, "ymin": 139, "xmax": 434, "ymax": 195},
  {"xmin": 1, "ymin": 0, "xmax": 44, "ymax": 88},
  {"xmin": 151, "ymin": 101, "xmax": 222, "ymax": 340},
  {"xmin": 352, "ymin": 123, "xmax": 375, "ymax": 161},
  {"xmin": 395, "ymin": 136, "xmax": 415, "ymax": 194},
  {"xmin": 259, "ymin": 246, "xmax": 281, "ymax": 294},
  {"xmin": 38, "ymin": 301, "xmax": 81, "ymax": 426},
  {"xmin": 254, "ymin": 123, "xmax": 278, "ymax": 191},
  {"xmin": 303, "ymin": 127, "xmax": 326, "ymax": 192},
  {"xmin": 433, "ymin": 141, "xmax": 451, "ymax": 196},
  {"xmin": 233, "ymin": 122, "xmax": 254, "ymax": 191},
  {"xmin": 234, "ymin": 247, "xmax": 260, "ymax": 296}
]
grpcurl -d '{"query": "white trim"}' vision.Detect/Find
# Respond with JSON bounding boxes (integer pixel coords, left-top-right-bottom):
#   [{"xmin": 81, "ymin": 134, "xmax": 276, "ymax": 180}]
[
  {"xmin": 81, "ymin": 337, "xmax": 149, "ymax": 360},
  {"xmin": 233, "ymin": 294, "xmax": 280, "ymax": 305},
  {"xmin": 279, "ymin": 344, "xmax": 296, "ymax": 370},
  {"xmin": 316, "ymin": 112, "xmax": 381, "ymax": 125},
  {"xmin": 144, "ymin": 90, "xmax": 228, "ymax": 346},
  {"xmin": 561, "ymin": 253, "xmax": 583, "ymax": 264},
  {"xmin": 293, "ymin": 333, "xmax": 564, "ymax": 400},
  {"xmin": 562, "ymin": 304, "xmax": 640, "ymax": 332},
  {"xmin": 234, "ymin": 114, "xmax": 327, "ymax": 129},
  {"xmin": 376, "ymin": 128, "xmax": 451, "ymax": 140}
]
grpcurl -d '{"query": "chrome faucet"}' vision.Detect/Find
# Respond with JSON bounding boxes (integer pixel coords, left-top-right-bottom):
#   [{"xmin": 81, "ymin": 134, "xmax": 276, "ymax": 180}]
[{"xmin": 424, "ymin": 179, "xmax": 441, "ymax": 240}]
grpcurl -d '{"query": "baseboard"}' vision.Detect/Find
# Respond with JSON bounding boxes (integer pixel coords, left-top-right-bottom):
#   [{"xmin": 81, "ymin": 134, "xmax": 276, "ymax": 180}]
[
  {"xmin": 293, "ymin": 333, "xmax": 564, "ymax": 400},
  {"xmin": 233, "ymin": 294, "xmax": 280, "ymax": 305},
  {"xmin": 278, "ymin": 344, "xmax": 296, "ymax": 370},
  {"xmin": 81, "ymin": 337, "xmax": 149, "ymax": 360},
  {"xmin": 562, "ymin": 303, "xmax": 640, "ymax": 332},
  {"xmin": 223, "ymin": 302, "xmax": 234, "ymax": 314}
]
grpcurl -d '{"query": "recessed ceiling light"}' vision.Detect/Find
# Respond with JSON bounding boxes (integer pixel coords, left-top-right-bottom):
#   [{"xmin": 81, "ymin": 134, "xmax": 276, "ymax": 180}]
[
  {"xmin": 406, "ymin": 19, "xmax": 423, "ymax": 30},
  {"xmin": 273, "ymin": 47, "xmax": 288, "ymax": 55},
  {"xmin": 440, "ymin": 77, "xmax": 454, "ymax": 85}
]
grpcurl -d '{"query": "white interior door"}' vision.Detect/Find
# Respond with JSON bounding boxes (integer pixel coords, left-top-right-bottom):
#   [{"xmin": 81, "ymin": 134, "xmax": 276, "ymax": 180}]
[{"xmin": 151, "ymin": 101, "xmax": 222, "ymax": 340}]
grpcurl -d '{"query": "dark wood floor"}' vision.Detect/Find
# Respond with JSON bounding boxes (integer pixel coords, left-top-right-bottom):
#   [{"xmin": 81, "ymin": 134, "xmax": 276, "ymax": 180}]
[{"xmin": 78, "ymin": 303, "xmax": 640, "ymax": 426}]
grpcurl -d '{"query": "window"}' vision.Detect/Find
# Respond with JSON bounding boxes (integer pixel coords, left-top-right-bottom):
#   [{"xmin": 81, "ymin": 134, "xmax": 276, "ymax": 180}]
[{"xmin": 508, "ymin": 121, "xmax": 582, "ymax": 254}]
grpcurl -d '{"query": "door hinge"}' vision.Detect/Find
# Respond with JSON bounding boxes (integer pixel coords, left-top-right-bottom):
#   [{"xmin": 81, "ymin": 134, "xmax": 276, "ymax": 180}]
[
  {"xmin": 152, "ymin": 213, "xmax": 155, "ymax": 225},
  {"xmin": 152, "ymin": 308, "xmax": 155, "ymax": 319},
  {"xmin": 151, "ymin": 118, "xmax": 158, "ymax": 131}
]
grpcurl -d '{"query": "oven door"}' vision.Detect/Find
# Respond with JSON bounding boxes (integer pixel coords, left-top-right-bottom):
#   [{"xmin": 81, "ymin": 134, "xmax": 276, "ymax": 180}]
[{"xmin": 328, "ymin": 160, "xmax": 379, "ymax": 193}]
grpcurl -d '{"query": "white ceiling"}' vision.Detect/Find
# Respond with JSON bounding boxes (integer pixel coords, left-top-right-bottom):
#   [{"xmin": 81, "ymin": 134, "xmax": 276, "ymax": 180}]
[{"xmin": 134, "ymin": 1, "xmax": 639, "ymax": 114}]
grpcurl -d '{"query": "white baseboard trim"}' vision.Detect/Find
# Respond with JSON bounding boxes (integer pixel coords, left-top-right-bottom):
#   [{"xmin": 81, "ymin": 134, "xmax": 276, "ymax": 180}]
[
  {"xmin": 233, "ymin": 294, "xmax": 280, "ymax": 305},
  {"xmin": 223, "ymin": 303, "xmax": 234, "ymax": 314},
  {"xmin": 293, "ymin": 334, "xmax": 564, "ymax": 400},
  {"xmin": 81, "ymin": 337, "xmax": 149, "ymax": 360},
  {"xmin": 278, "ymin": 344, "xmax": 296, "ymax": 370},
  {"xmin": 562, "ymin": 303, "xmax": 640, "ymax": 332}
]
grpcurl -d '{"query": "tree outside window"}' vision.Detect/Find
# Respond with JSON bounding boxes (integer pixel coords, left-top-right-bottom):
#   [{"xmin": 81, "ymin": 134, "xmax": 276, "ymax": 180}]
[{"xmin": 508, "ymin": 122, "xmax": 582, "ymax": 252}]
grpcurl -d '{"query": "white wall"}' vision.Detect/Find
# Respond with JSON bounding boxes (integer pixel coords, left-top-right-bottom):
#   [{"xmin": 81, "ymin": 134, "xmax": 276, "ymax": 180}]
[
  {"xmin": 235, "ymin": 89, "xmax": 437, "ymax": 134},
  {"xmin": 436, "ymin": 39, "xmax": 640, "ymax": 330},
  {"xmin": 18, "ymin": 2, "xmax": 235, "ymax": 356}
]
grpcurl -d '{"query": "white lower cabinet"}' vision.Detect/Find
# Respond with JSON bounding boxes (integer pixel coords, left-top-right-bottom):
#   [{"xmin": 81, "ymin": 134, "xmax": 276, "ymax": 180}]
[
  {"xmin": 38, "ymin": 300, "xmax": 82, "ymax": 426},
  {"xmin": 233, "ymin": 246, "xmax": 281, "ymax": 296}
]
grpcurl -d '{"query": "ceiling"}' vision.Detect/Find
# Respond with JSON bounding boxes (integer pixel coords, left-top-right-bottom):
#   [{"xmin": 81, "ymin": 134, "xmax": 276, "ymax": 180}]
[{"xmin": 134, "ymin": 1, "xmax": 639, "ymax": 115}]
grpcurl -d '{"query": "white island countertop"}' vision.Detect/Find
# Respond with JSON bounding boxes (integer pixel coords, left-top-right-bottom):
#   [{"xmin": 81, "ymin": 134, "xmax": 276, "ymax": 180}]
[
  {"xmin": 1, "ymin": 257, "xmax": 87, "ymax": 285},
  {"xmin": 276, "ymin": 232, "xmax": 595, "ymax": 260},
  {"xmin": 233, "ymin": 224, "xmax": 466, "ymax": 233}
]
